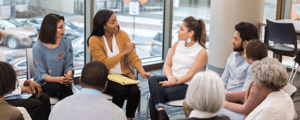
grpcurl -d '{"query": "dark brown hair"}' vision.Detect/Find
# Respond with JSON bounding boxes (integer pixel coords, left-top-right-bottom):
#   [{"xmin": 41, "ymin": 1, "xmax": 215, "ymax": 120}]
[
  {"xmin": 183, "ymin": 16, "xmax": 207, "ymax": 48},
  {"xmin": 0, "ymin": 62, "xmax": 18, "ymax": 97},
  {"xmin": 245, "ymin": 40, "xmax": 268, "ymax": 61},
  {"xmin": 235, "ymin": 22, "xmax": 259, "ymax": 42},
  {"xmin": 39, "ymin": 13, "xmax": 64, "ymax": 44}
]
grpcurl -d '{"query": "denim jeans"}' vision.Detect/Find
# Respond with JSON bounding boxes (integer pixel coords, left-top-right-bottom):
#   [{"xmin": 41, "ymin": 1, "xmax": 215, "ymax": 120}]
[{"xmin": 148, "ymin": 75, "xmax": 188, "ymax": 119}]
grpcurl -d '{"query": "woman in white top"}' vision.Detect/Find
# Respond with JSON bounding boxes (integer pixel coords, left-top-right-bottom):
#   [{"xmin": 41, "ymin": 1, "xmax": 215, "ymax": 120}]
[
  {"xmin": 246, "ymin": 58, "xmax": 295, "ymax": 120},
  {"xmin": 148, "ymin": 16, "xmax": 208, "ymax": 120}
]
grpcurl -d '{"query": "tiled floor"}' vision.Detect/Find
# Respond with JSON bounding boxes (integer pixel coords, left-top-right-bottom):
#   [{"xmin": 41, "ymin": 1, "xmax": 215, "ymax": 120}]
[{"xmin": 72, "ymin": 52, "xmax": 300, "ymax": 120}]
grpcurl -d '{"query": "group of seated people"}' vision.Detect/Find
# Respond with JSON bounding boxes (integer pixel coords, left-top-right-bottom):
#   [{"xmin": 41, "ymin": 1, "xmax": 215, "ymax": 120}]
[{"xmin": 0, "ymin": 9, "xmax": 296, "ymax": 120}]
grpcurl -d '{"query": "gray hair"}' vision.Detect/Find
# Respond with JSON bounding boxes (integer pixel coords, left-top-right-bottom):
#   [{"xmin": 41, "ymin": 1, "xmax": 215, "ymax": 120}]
[
  {"xmin": 185, "ymin": 71, "xmax": 225, "ymax": 113},
  {"xmin": 251, "ymin": 58, "xmax": 288, "ymax": 91}
]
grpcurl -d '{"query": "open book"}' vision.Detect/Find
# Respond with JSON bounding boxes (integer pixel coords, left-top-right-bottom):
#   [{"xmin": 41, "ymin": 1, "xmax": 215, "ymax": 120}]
[{"xmin": 108, "ymin": 74, "xmax": 140, "ymax": 85}]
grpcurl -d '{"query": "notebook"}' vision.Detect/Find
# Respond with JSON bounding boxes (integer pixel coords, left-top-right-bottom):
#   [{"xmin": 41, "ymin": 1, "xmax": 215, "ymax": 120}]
[
  {"xmin": 4, "ymin": 93, "xmax": 32, "ymax": 100},
  {"xmin": 108, "ymin": 74, "xmax": 140, "ymax": 85}
]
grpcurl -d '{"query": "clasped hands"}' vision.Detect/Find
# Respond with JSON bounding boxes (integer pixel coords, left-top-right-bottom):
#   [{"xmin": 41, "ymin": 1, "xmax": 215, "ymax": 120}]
[
  {"xmin": 159, "ymin": 77, "xmax": 178, "ymax": 87},
  {"xmin": 59, "ymin": 70, "xmax": 73, "ymax": 86}
]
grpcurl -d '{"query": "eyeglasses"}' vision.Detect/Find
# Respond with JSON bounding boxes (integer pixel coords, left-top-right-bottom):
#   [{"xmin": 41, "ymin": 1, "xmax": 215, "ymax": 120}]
[{"xmin": 57, "ymin": 24, "xmax": 66, "ymax": 29}]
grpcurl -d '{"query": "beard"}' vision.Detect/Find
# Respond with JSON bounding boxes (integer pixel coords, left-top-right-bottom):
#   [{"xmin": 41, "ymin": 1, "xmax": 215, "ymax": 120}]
[{"xmin": 233, "ymin": 44, "xmax": 244, "ymax": 52}]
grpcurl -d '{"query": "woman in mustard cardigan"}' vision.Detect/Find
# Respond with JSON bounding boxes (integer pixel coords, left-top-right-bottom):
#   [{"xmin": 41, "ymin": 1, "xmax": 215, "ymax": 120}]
[{"xmin": 88, "ymin": 9, "xmax": 153, "ymax": 120}]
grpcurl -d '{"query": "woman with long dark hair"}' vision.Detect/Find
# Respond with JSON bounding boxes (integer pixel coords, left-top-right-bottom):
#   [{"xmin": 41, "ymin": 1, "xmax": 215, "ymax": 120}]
[{"xmin": 88, "ymin": 9, "xmax": 153, "ymax": 120}]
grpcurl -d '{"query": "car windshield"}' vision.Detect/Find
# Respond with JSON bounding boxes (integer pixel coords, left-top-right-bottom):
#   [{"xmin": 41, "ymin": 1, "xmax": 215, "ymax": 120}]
[
  {"xmin": 0, "ymin": 20, "xmax": 17, "ymax": 28},
  {"xmin": 29, "ymin": 19, "xmax": 43, "ymax": 24},
  {"xmin": 65, "ymin": 21, "xmax": 78, "ymax": 29},
  {"xmin": 6, "ymin": 19, "xmax": 24, "ymax": 27}
]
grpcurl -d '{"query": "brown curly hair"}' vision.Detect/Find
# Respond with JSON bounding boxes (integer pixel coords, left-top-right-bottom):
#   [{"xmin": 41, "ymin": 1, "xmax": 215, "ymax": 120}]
[{"xmin": 0, "ymin": 62, "xmax": 18, "ymax": 97}]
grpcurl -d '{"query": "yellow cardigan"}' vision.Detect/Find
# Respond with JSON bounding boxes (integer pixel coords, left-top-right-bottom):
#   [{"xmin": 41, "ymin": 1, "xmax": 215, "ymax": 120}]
[{"xmin": 89, "ymin": 30, "xmax": 141, "ymax": 80}]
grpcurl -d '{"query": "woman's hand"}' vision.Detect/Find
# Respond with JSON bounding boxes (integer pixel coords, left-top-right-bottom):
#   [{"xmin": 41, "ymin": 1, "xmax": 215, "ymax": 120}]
[
  {"xmin": 168, "ymin": 77, "xmax": 177, "ymax": 86},
  {"xmin": 141, "ymin": 72, "xmax": 154, "ymax": 78},
  {"xmin": 159, "ymin": 81, "xmax": 173, "ymax": 87},
  {"xmin": 57, "ymin": 76, "xmax": 71, "ymax": 86},
  {"xmin": 124, "ymin": 42, "xmax": 135, "ymax": 54},
  {"xmin": 63, "ymin": 75, "xmax": 72, "ymax": 86},
  {"xmin": 65, "ymin": 70, "xmax": 73, "ymax": 80},
  {"xmin": 62, "ymin": 70, "xmax": 73, "ymax": 86}
]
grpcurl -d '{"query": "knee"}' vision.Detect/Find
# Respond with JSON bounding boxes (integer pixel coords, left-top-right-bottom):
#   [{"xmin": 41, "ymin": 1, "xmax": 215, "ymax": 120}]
[
  {"xmin": 40, "ymin": 93, "xmax": 50, "ymax": 104},
  {"xmin": 148, "ymin": 76, "xmax": 160, "ymax": 86},
  {"xmin": 129, "ymin": 86, "xmax": 140, "ymax": 97},
  {"xmin": 116, "ymin": 86, "xmax": 129, "ymax": 94},
  {"xmin": 27, "ymin": 98, "xmax": 43, "ymax": 109}
]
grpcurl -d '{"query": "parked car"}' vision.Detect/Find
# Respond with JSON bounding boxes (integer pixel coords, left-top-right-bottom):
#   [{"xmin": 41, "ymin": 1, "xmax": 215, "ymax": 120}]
[
  {"xmin": 149, "ymin": 30, "xmax": 178, "ymax": 56},
  {"xmin": 5, "ymin": 50, "xmax": 27, "ymax": 76},
  {"xmin": 0, "ymin": 19, "xmax": 38, "ymax": 49},
  {"xmin": 22, "ymin": 18, "xmax": 83, "ymax": 38},
  {"xmin": 71, "ymin": 36, "xmax": 84, "ymax": 59},
  {"xmin": 5, "ymin": 55, "xmax": 84, "ymax": 77},
  {"xmin": 149, "ymin": 31, "xmax": 209, "ymax": 56}
]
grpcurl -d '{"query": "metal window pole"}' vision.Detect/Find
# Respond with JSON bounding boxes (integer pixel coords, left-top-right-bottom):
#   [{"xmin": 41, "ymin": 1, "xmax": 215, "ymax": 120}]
[{"xmin": 10, "ymin": 0, "xmax": 16, "ymax": 18}]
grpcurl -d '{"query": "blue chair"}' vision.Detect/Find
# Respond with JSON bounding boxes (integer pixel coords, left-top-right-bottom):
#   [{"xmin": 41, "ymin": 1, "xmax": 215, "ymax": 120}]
[{"xmin": 265, "ymin": 19, "xmax": 298, "ymax": 62}]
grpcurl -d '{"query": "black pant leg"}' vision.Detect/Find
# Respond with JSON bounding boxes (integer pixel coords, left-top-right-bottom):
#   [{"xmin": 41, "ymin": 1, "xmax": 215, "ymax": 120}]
[
  {"xmin": 42, "ymin": 82, "xmax": 73, "ymax": 100},
  {"xmin": 7, "ymin": 98, "xmax": 46, "ymax": 120},
  {"xmin": 126, "ymin": 85, "xmax": 140, "ymax": 118},
  {"xmin": 37, "ymin": 93, "xmax": 51, "ymax": 119},
  {"xmin": 104, "ymin": 80, "xmax": 128, "ymax": 108}
]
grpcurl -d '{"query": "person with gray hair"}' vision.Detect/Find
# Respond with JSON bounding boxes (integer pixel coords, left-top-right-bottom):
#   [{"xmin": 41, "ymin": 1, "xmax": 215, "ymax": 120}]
[
  {"xmin": 245, "ymin": 58, "xmax": 295, "ymax": 120},
  {"xmin": 177, "ymin": 71, "xmax": 229, "ymax": 120}
]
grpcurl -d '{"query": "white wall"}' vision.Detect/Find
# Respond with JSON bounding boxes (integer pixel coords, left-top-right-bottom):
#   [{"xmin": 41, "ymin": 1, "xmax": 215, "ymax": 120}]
[{"xmin": 207, "ymin": 0, "xmax": 264, "ymax": 74}]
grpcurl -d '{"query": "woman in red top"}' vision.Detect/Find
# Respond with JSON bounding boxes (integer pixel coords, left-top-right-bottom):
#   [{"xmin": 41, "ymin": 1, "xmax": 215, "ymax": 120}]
[{"xmin": 221, "ymin": 40, "xmax": 268, "ymax": 120}]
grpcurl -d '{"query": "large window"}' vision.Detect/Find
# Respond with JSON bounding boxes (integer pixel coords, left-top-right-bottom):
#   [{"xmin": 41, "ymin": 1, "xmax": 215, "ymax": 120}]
[
  {"xmin": 0, "ymin": 0, "xmax": 85, "ymax": 77},
  {"xmin": 264, "ymin": 0, "xmax": 278, "ymax": 22},
  {"xmin": 291, "ymin": 0, "xmax": 300, "ymax": 21},
  {"xmin": 93, "ymin": 0, "xmax": 164, "ymax": 59},
  {"xmin": 171, "ymin": 0, "xmax": 210, "ymax": 51}
]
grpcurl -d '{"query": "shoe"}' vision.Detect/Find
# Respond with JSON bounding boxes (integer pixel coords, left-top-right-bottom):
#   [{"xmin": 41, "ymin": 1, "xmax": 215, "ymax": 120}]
[{"xmin": 158, "ymin": 110, "xmax": 169, "ymax": 120}]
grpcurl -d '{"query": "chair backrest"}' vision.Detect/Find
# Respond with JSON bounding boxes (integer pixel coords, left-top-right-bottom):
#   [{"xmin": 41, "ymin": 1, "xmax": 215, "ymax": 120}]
[
  {"xmin": 26, "ymin": 48, "xmax": 34, "ymax": 80},
  {"xmin": 161, "ymin": 48, "xmax": 171, "ymax": 75},
  {"xmin": 266, "ymin": 19, "xmax": 297, "ymax": 45},
  {"xmin": 286, "ymin": 83, "xmax": 297, "ymax": 99}
]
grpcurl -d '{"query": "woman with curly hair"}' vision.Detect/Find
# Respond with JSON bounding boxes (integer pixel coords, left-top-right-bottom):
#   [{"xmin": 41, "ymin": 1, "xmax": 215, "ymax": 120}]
[
  {"xmin": 0, "ymin": 61, "xmax": 24, "ymax": 120},
  {"xmin": 246, "ymin": 58, "xmax": 295, "ymax": 119}
]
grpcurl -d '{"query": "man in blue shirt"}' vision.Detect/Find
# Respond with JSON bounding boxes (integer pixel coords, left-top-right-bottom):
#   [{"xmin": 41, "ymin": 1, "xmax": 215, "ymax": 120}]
[
  {"xmin": 222, "ymin": 22, "xmax": 259, "ymax": 92},
  {"xmin": 49, "ymin": 61, "xmax": 126, "ymax": 120}
]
